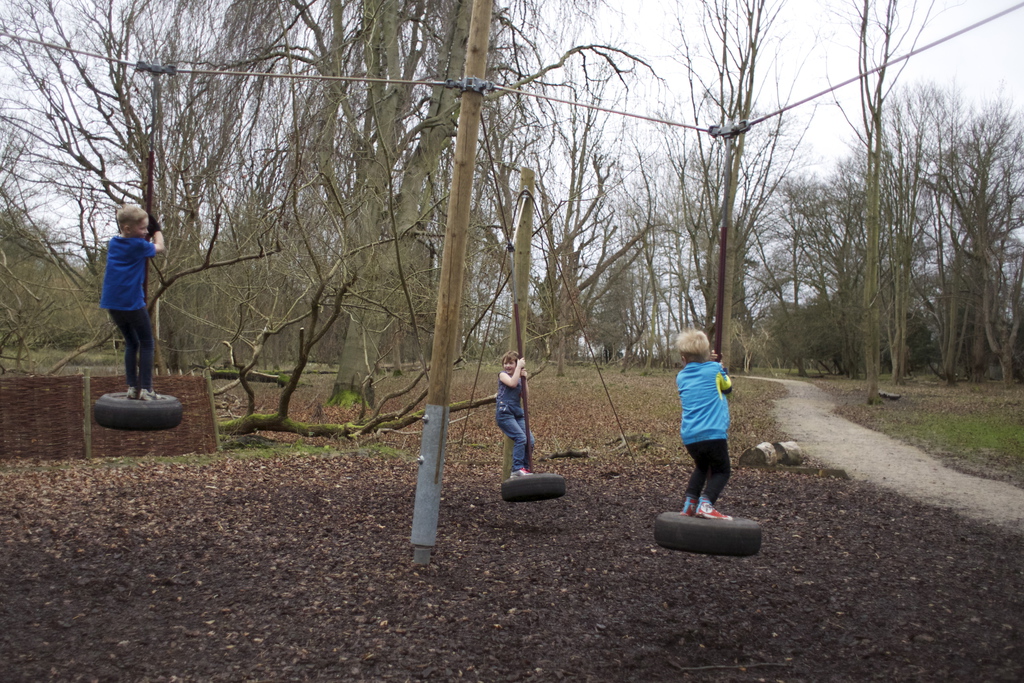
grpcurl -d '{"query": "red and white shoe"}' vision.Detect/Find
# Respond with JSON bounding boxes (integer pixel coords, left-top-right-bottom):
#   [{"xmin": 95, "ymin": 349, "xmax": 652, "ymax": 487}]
[
  {"xmin": 696, "ymin": 501, "xmax": 732, "ymax": 520},
  {"xmin": 681, "ymin": 498, "xmax": 697, "ymax": 517}
]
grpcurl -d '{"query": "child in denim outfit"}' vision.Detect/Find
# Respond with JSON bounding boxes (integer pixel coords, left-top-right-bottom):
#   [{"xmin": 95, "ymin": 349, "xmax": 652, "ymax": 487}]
[{"xmin": 496, "ymin": 351, "xmax": 533, "ymax": 476}]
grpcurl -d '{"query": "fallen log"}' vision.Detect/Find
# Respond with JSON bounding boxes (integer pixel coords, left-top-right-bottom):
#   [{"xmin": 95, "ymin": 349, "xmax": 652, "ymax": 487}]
[
  {"xmin": 772, "ymin": 441, "xmax": 803, "ymax": 466},
  {"xmin": 206, "ymin": 369, "xmax": 287, "ymax": 386},
  {"xmin": 547, "ymin": 449, "xmax": 590, "ymax": 459},
  {"xmin": 738, "ymin": 442, "xmax": 777, "ymax": 467}
]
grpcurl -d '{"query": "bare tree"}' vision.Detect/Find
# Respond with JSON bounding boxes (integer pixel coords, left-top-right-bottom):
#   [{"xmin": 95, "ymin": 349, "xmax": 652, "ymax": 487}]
[
  {"xmin": 931, "ymin": 98, "xmax": 1024, "ymax": 384},
  {"xmin": 668, "ymin": 0, "xmax": 790, "ymax": 365},
  {"xmin": 846, "ymin": 0, "xmax": 934, "ymax": 401},
  {"xmin": 880, "ymin": 84, "xmax": 933, "ymax": 384}
]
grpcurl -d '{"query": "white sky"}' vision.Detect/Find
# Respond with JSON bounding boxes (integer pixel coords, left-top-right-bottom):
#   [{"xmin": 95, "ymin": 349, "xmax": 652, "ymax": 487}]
[{"xmin": 606, "ymin": 0, "xmax": 1024, "ymax": 168}]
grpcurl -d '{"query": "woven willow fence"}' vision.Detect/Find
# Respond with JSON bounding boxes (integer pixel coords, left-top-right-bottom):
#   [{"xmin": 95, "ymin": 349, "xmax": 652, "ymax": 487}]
[{"xmin": 0, "ymin": 374, "xmax": 219, "ymax": 461}]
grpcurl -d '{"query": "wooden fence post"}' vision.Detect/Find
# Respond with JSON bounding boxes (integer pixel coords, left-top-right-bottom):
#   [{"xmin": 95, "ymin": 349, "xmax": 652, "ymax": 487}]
[
  {"xmin": 83, "ymin": 369, "xmax": 92, "ymax": 459},
  {"xmin": 205, "ymin": 370, "xmax": 221, "ymax": 451}
]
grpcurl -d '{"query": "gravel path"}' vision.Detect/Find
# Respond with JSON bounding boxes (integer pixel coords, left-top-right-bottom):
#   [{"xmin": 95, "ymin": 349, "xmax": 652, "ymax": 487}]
[{"xmin": 755, "ymin": 376, "xmax": 1024, "ymax": 534}]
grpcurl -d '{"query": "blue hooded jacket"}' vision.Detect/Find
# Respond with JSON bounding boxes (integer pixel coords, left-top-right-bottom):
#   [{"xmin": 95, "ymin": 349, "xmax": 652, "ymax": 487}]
[{"xmin": 676, "ymin": 360, "xmax": 732, "ymax": 445}]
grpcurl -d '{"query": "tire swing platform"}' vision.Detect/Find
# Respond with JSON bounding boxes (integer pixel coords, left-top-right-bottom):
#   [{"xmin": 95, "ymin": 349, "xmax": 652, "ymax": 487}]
[
  {"xmin": 501, "ymin": 473, "xmax": 566, "ymax": 503},
  {"xmin": 654, "ymin": 512, "xmax": 761, "ymax": 557},
  {"xmin": 93, "ymin": 392, "xmax": 183, "ymax": 431}
]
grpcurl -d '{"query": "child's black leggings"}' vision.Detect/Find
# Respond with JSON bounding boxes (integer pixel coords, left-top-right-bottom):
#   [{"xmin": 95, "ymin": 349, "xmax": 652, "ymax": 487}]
[{"xmin": 684, "ymin": 439, "xmax": 731, "ymax": 504}]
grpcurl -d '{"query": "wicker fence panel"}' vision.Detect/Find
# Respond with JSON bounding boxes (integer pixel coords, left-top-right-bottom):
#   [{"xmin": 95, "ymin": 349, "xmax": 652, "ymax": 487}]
[
  {"xmin": 0, "ymin": 374, "xmax": 218, "ymax": 461},
  {"xmin": 0, "ymin": 375, "xmax": 88, "ymax": 460}
]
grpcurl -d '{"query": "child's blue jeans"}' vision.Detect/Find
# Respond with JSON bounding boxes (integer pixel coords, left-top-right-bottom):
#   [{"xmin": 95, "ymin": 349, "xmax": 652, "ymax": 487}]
[
  {"xmin": 496, "ymin": 404, "xmax": 534, "ymax": 471},
  {"xmin": 108, "ymin": 307, "xmax": 155, "ymax": 391}
]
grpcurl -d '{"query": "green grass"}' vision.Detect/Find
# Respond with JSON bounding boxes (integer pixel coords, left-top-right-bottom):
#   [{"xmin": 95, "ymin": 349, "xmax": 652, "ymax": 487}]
[
  {"xmin": 815, "ymin": 376, "xmax": 1024, "ymax": 486},
  {"xmin": 904, "ymin": 414, "xmax": 1024, "ymax": 456}
]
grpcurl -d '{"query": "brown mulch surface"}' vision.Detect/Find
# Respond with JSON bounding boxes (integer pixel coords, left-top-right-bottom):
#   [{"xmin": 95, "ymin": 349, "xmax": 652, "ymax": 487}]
[{"xmin": 2, "ymin": 451, "xmax": 1023, "ymax": 682}]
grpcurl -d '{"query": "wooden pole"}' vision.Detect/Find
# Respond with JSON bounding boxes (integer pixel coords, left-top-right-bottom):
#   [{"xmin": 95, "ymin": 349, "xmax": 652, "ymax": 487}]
[
  {"xmin": 205, "ymin": 370, "xmax": 221, "ymax": 451},
  {"xmin": 411, "ymin": 0, "xmax": 494, "ymax": 565},
  {"xmin": 512, "ymin": 170, "xmax": 534, "ymax": 469},
  {"xmin": 83, "ymin": 369, "xmax": 92, "ymax": 459},
  {"xmin": 502, "ymin": 170, "xmax": 534, "ymax": 477},
  {"xmin": 712, "ymin": 134, "xmax": 735, "ymax": 359},
  {"xmin": 145, "ymin": 71, "xmax": 166, "ymax": 374}
]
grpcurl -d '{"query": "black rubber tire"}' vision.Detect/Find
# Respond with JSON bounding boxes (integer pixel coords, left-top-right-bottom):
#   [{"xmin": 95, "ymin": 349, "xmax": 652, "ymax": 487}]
[
  {"xmin": 93, "ymin": 392, "xmax": 183, "ymax": 431},
  {"xmin": 654, "ymin": 511, "xmax": 762, "ymax": 556},
  {"xmin": 501, "ymin": 473, "xmax": 566, "ymax": 502}
]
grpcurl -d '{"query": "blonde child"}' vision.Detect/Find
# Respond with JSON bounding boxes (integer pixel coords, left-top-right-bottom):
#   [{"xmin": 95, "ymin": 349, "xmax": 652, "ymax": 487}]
[
  {"xmin": 675, "ymin": 329, "xmax": 733, "ymax": 520},
  {"xmin": 99, "ymin": 204, "xmax": 166, "ymax": 400}
]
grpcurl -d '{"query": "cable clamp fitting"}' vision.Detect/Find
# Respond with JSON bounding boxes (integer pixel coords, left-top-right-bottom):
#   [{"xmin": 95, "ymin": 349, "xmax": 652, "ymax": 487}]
[
  {"xmin": 136, "ymin": 61, "xmax": 178, "ymax": 76},
  {"xmin": 708, "ymin": 120, "xmax": 750, "ymax": 138},
  {"xmin": 443, "ymin": 77, "xmax": 495, "ymax": 94}
]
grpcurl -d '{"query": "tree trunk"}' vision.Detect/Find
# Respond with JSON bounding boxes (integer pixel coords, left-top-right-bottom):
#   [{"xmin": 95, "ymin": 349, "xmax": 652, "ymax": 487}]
[{"xmin": 328, "ymin": 0, "xmax": 471, "ymax": 406}]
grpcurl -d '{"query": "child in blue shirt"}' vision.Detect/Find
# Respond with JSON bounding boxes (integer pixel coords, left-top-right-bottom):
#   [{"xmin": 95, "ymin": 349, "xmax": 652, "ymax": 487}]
[
  {"xmin": 675, "ymin": 329, "xmax": 733, "ymax": 520},
  {"xmin": 99, "ymin": 204, "xmax": 165, "ymax": 400}
]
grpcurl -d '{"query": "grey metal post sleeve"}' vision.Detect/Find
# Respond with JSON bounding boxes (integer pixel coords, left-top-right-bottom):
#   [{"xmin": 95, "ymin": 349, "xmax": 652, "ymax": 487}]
[{"xmin": 410, "ymin": 403, "xmax": 450, "ymax": 562}]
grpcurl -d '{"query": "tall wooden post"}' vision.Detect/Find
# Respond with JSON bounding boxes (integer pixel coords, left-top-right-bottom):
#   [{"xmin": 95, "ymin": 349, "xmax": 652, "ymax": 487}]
[
  {"xmin": 410, "ymin": 0, "xmax": 494, "ymax": 565},
  {"xmin": 502, "ymin": 169, "xmax": 534, "ymax": 477},
  {"xmin": 83, "ymin": 369, "xmax": 92, "ymax": 459}
]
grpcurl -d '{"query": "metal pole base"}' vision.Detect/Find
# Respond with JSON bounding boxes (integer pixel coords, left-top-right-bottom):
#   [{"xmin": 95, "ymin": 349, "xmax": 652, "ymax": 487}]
[
  {"xmin": 411, "ymin": 403, "xmax": 449, "ymax": 565},
  {"xmin": 412, "ymin": 546, "xmax": 433, "ymax": 565}
]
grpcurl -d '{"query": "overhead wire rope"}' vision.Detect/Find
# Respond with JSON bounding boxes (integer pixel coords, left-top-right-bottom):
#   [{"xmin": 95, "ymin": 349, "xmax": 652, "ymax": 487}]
[
  {"xmin": 4, "ymin": 2, "xmax": 1021, "ymax": 134},
  {"xmin": 491, "ymin": 84, "xmax": 705, "ymax": 131},
  {"xmin": 0, "ymin": 29, "xmax": 448, "ymax": 88},
  {"xmin": 749, "ymin": 0, "xmax": 1024, "ymax": 126}
]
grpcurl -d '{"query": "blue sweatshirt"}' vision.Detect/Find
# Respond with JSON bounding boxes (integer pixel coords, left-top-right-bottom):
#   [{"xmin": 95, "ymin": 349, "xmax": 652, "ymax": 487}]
[
  {"xmin": 100, "ymin": 236, "xmax": 156, "ymax": 311},
  {"xmin": 676, "ymin": 360, "xmax": 732, "ymax": 445}
]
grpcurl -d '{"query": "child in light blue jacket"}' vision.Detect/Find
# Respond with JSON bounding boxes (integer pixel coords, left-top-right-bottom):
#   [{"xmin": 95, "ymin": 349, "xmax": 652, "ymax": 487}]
[{"xmin": 675, "ymin": 329, "xmax": 733, "ymax": 520}]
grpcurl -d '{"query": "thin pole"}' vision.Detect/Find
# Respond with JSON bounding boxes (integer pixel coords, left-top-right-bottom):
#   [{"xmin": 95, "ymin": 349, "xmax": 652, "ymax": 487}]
[
  {"xmin": 507, "ymin": 180, "xmax": 534, "ymax": 470},
  {"xmin": 205, "ymin": 370, "xmax": 222, "ymax": 451},
  {"xmin": 145, "ymin": 74, "xmax": 159, "ymax": 214},
  {"xmin": 82, "ymin": 369, "xmax": 92, "ymax": 459},
  {"xmin": 410, "ymin": 0, "xmax": 494, "ymax": 566},
  {"xmin": 144, "ymin": 70, "xmax": 166, "ymax": 373},
  {"xmin": 712, "ymin": 134, "xmax": 735, "ymax": 358}
]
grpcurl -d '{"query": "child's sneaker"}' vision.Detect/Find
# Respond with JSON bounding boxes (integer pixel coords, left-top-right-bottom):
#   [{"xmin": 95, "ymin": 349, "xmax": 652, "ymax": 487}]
[
  {"xmin": 126, "ymin": 387, "xmax": 138, "ymax": 399},
  {"xmin": 681, "ymin": 497, "xmax": 697, "ymax": 517},
  {"xmin": 139, "ymin": 389, "xmax": 162, "ymax": 401},
  {"xmin": 696, "ymin": 500, "xmax": 732, "ymax": 520},
  {"xmin": 510, "ymin": 468, "xmax": 533, "ymax": 477}
]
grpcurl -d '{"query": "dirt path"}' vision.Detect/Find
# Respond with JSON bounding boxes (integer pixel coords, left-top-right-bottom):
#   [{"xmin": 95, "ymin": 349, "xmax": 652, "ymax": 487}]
[{"xmin": 753, "ymin": 376, "xmax": 1024, "ymax": 534}]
